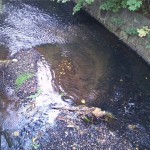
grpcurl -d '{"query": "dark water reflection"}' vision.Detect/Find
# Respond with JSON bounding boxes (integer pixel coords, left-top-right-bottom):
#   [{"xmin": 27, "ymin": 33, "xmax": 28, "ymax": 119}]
[{"xmin": 0, "ymin": 0, "xmax": 150, "ymax": 149}]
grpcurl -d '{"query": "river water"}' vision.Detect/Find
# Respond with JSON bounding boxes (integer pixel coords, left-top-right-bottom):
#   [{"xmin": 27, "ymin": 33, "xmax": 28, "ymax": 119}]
[{"xmin": 0, "ymin": 0, "xmax": 150, "ymax": 149}]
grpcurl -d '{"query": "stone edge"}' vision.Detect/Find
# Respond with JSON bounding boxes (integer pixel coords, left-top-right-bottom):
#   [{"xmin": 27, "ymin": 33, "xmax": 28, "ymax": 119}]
[{"xmin": 73, "ymin": 0, "xmax": 150, "ymax": 65}]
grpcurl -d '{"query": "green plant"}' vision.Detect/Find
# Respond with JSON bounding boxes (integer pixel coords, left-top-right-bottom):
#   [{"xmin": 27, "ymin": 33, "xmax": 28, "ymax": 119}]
[
  {"xmin": 73, "ymin": 0, "xmax": 95, "ymax": 14},
  {"xmin": 32, "ymin": 142, "xmax": 40, "ymax": 150},
  {"xmin": 100, "ymin": 0, "xmax": 143, "ymax": 12},
  {"xmin": 32, "ymin": 138, "xmax": 40, "ymax": 150},
  {"xmin": 15, "ymin": 73, "xmax": 34, "ymax": 89},
  {"xmin": 32, "ymin": 140, "xmax": 40, "ymax": 150},
  {"xmin": 73, "ymin": 0, "xmax": 85, "ymax": 14},
  {"xmin": 125, "ymin": 27, "xmax": 138, "ymax": 35},
  {"xmin": 57, "ymin": 0, "xmax": 146, "ymax": 14},
  {"xmin": 111, "ymin": 17, "xmax": 125, "ymax": 26},
  {"xmin": 56, "ymin": 0, "xmax": 94, "ymax": 14},
  {"xmin": 126, "ymin": 0, "xmax": 142, "ymax": 11},
  {"xmin": 125, "ymin": 26, "xmax": 150, "ymax": 37},
  {"xmin": 100, "ymin": 0, "xmax": 122, "ymax": 12},
  {"xmin": 137, "ymin": 26, "xmax": 150, "ymax": 37}
]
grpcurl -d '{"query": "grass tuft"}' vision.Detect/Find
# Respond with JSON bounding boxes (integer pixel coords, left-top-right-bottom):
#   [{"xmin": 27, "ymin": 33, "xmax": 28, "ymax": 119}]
[{"xmin": 15, "ymin": 73, "xmax": 34, "ymax": 89}]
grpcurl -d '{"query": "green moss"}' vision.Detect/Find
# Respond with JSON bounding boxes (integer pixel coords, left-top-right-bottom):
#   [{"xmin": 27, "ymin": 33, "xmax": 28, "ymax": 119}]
[
  {"xmin": 15, "ymin": 73, "xmax": 34, "ymax": 89},
  {"xmin": 111, "ymin": 17, "xmax": 125, "ymax": 26},
  {"xmin": 125, "ymin": 27, "xmax": 138, "ymax": 35}
]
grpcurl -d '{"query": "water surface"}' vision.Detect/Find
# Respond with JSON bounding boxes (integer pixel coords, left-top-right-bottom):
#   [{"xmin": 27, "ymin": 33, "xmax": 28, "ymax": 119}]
[{"xmin": 0, "ymin": 0, "xmax": 150, "ymax": 149}]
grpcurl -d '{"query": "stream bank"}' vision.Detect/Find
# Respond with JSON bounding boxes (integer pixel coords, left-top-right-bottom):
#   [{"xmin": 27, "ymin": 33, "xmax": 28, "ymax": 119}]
[
  {"xmin": 73, "ymin": 0, "xmax": 150, "ymax": 65},
  {"xmin": 0, "ymin": 0, "xmax": 150, "ymax": 149}
]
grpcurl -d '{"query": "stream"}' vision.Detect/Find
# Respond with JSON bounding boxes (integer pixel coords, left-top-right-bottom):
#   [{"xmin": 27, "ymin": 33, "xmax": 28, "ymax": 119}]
[{"xmin": 0, "ymin": 0, "xmax": 150, "ymax": 149}]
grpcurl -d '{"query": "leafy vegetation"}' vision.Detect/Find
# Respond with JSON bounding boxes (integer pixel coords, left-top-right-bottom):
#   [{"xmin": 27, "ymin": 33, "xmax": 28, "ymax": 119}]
[
  {"xmin": 100, "ymin": 0, "xmax": 143, "ymax": 12},
  {"xmin": 73, "ymin": 0, "xmax": 94, "ymax": 14},
  {"xmin": 32, "ymin": 138, "xmax": 40, "ymax": 150},
  {"xmin": 125, "ymin": 26, "xmax": 150, "ymax": 37},
  {"xmin": 56, "ymin": 0, "xmax": 150, "ymax": 51},
  {"xmin": 125, "ymin": 27, "xmax": 138, "ymax": 35},
  {"xmin": 57, "ymin": 0, "xmax": 94, "ymax": 14},
  {"xmin": 15, "ymin": 73, "xmax": 34, "ymax": 89},
  {"xmin": 100, "ymin": 0, "xmax": 123, "ymax": 12},
  {"xmin": 57, "ymin": 0, "xmax": 149, "ymax": 14},
  {"xmin": 126, "ymin": 0, "xmax": 142, "ymax": 11},
  {"xmin": 137, "ymin": 26, "xmax": 150, "ymax": 37},
  {"xmin": 73, "ymin": 0, "xmax": 85, "ymax": 14}
]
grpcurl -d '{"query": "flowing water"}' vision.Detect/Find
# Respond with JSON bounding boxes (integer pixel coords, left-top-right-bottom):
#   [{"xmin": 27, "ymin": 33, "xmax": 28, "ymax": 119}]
[{"xmin": 0, "ymin": 0, "xmax": 150, "ymax": 149}]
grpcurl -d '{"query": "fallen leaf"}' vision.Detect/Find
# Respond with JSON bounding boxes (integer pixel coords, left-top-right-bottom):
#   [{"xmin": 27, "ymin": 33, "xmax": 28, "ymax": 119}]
[
  {"xmin": 67, "ymin": 125, "xmax": 74, "ymax": 128},
  {"xmin": 128, "ymin": 124, "xmax": 138, "ymax": 131},
  {"xmin": 12, "ymin": 59, "xmax": 18, "ymax": 62},
  {"xmin": 81, "ymin": 99, "xmax": 85, "ymax": 104},
  {"xmin": 92, "ymin": 108, "xmax": 106, "ymax": 118},
  {"xmin": 32, "ymin": 137, "xmax": 37, "ymax": 143},
  {"xmin": 13, "ymin": 131, "xmax": 20, "ymax": 137}
]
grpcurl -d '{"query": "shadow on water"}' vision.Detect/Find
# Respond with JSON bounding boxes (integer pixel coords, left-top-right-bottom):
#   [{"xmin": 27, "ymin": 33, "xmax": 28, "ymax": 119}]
[{"xmin": 0, "ymin": 0, "xmax": 150, "ymax": 149}]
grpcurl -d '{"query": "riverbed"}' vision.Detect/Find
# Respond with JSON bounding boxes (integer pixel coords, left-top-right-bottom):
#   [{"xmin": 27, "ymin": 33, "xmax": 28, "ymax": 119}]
[{"xmin": 0, "ymin": 0, "xmax": 150, "ymax": 149}]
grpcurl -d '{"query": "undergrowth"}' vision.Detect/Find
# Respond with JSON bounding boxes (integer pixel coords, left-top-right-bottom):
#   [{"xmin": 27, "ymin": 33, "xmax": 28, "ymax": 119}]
[
  {"xmin": 56, "ymin": 0, "xmax": 148, "ymax": 14},
  {"xmin": 100, "ymin": 0, "xmax": 143, "ymax": 12}
]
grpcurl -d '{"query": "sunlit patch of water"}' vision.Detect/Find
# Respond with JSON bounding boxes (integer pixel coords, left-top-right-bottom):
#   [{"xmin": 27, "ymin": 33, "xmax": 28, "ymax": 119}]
[{"xmin": 34, "ymin": 57, "xmax": 69, "ymax": 123}]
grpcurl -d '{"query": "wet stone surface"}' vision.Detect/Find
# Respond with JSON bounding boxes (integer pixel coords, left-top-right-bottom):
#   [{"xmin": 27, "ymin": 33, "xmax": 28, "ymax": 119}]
[{"xmin": 0, "ymin": 0, "xmax": 149, "ymax": 150}]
